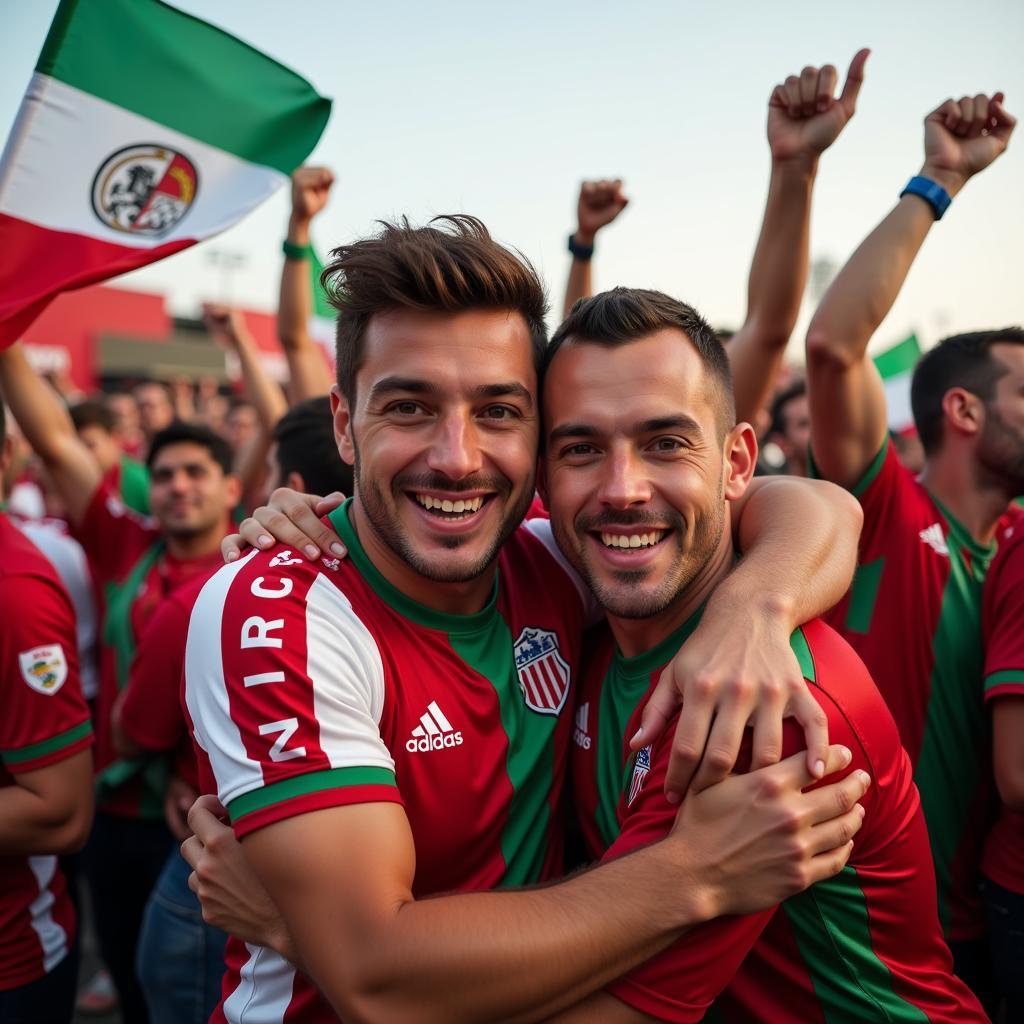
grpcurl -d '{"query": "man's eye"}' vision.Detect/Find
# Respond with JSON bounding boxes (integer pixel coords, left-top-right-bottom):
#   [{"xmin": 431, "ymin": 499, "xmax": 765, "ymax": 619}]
[
  {"xmin": 390, "ymin": 401, "xmax": 424, "ymax": 416},
  {"xmin": 481, "ymin": 405, "xmax": 518, "ymax": 420},
  {"xmin": 652, "ymin": 437, "xmax": 684, "ymax": 452},
  {"xmin": 563, "ymin": 443, "xmax": 597, "ymax": 457}
]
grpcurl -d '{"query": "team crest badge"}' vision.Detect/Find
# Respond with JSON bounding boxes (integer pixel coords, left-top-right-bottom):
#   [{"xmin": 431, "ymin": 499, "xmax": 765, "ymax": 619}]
[
  {"xmin": 91, "ymin": 144, "xmax": 198, "ymax": 237},
  {"xmin": 513, "ymin": 627, "xmax": 570, "ymax": 716},
  {"xmin": 18, "ymin": 644, "xmax": 68, "ymax": 696},
  {"xmin": 627, "ymin": 745, "xmax": 652, "ymax": 806}
]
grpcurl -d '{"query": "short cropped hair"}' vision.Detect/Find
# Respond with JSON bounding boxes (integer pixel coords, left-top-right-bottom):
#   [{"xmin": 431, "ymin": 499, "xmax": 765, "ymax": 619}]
[
  {"xmin": 545, "ymin": 288, "xmax": 735, "ymax": 436},
  {"xmin": 321, "ymin": 215, "xmax": 549, "ymax": 404},
  {"xmin": 911, "ymin": 327, "xmax": 1024, "ymax": 454},
  {"xmin": 272, "ymin": 396, "xmax": 353, "ymax": 496},
  {"xmin": 70, "ymin": 400, "xmax": 116, "ymax": 435},
  {"xmin": 146, "ymin": 421, "xmax": 234, "ymax": 475}
]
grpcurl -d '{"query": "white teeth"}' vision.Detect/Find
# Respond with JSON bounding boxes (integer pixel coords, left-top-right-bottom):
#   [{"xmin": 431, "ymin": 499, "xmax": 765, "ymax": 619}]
[
  {"xmin": 599, "ymin": 531, "xmax": 665, "ymax": 549},
  {"xmin": 415, "ymin": 494, "xmax": 484, "ymax": 514}
]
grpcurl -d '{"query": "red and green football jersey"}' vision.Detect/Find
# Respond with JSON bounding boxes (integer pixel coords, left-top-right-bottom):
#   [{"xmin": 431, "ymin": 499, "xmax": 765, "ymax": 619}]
[
  {"xmin": 184, "ymin": 500, "xmax": 587, "ymax": 1024},
  {"xmin": 74, "ymin": 478, "xmax": 221, "ymax": 818},
  {"xmin": 573, "ymin": 610, "xmax": 985, "ymax": 1023},
  {"xmin": 813, "ymin": 440, "xmax": 995, "ymax": 940},
  {"xmin": 981, "ymin": 507, "xmax": 1024, "ymax": 896},
  {"xmin": 0, "ymin": 513, "xmax": 93, "ymax": 990}
]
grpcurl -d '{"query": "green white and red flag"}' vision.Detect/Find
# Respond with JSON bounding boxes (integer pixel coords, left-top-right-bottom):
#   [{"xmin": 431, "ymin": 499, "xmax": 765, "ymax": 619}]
[
  {"xmin": 873, "ymin": 333, "xmax": 922, "ymax": 434},
  {"xmin": 0, "ymin": 0, "xmax": 331, "ymax": 348}
]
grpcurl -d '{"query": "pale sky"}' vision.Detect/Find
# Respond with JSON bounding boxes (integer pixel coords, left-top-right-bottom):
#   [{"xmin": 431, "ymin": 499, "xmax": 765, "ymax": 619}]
[{"xmin": 3, "ymin": 0, "xmax": 1022, "ymax": 358}]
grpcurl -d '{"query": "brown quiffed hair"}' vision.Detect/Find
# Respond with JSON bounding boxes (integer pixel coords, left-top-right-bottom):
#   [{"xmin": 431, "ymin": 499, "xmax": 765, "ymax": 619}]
[{"xmin": 320, "ymin": 215, "xmax": 549, "ymax": 403}]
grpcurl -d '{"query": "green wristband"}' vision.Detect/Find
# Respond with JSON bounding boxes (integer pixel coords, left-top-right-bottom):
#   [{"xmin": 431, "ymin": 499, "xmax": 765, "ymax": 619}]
[{"xmin": 282, "ymin": 239, "xmax": 313, "ymax": 261}]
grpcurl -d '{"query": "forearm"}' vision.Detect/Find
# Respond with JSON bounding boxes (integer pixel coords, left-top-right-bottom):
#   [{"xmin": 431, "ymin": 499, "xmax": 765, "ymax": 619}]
[
  {"xmin": 726, "ymin": 476, "xmax": 861, "ymax": 627},
  {"xmin": 297, "ymin": 843, "xmax": 704, "ymax": 1024},
  {"xmin": 807, "ymin": 188, "xmax": 939, "ymax": 363},
  {"xmin": 730, "ymin": 157, "xmax": 816, "ymax": 423},
  {"xmin": 563, "ymin": 231, "xmax": 594, "ymax": 319},
  {"xmin": 0, "ymin": 345, "xmax": 79, "ymax": 465}
]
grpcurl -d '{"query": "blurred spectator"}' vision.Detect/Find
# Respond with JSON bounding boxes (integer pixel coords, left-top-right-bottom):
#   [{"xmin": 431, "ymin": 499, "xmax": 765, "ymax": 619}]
[
  {"xmin": 133, "ymin": 381, "xmax": 174, "ymax": 445},
  {"xmin": 70, "ymin": 400, "xmax": 150, "ymax": 515},
  {"xmin": 106, "ymin": 392, "xmax": 145, "ymax": 458},
  {"xmin": 766, "ymin": 379, "xmax": 810, "ymax": 477},
  {"xmin": 269, "ymin": 395, "xmax": 352, "ymax": 498},
  {"xmin": 224, "ymin": 397, "xmax": 260, "ymax": 453}
]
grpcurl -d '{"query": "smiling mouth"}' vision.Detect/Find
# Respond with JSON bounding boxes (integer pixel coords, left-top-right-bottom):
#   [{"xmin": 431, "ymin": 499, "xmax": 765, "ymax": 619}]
[
  {"xmin": 597, "ymin": 530, "xmax": 668, "ymax": 550},
  {"xmin": 412, "ymin": 492, "xmax": 490, "ymax": 522}
]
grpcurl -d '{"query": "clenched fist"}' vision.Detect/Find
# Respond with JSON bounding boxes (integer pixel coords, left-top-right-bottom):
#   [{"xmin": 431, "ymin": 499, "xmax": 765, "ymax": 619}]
[
  {"xmin": 575, "ymin": 178, "xmax": 629, "ymax": 246},
  {"xmin": 290, "ymin": 165, "xmax": 335, "ymax": 223}
]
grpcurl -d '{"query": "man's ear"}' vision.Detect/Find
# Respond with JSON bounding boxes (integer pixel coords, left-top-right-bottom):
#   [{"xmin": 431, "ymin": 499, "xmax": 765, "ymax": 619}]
[
  {"xmin": 941, "ymin": 388, "xmax": 984, "ymax": 442},
  {"xmin": 224, "ymin": 473, "xmax": 244, "ymax": 509},
  {"xmin": 331, "ymin": 386, "xmax": 355, "ymax": 466},
  {"xmin": 723, "ymin": 422, "xmax": 758, "ymax": 501},
  {"xmin": 286, "ymin": 471, "xmax": 306, "ymax": 493}
]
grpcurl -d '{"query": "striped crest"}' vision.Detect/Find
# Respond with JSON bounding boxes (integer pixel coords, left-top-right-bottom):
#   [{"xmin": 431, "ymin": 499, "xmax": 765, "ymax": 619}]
[
  {"xmin": 627, "ymin": 745, "xmax": 652, "ymax": 806},
  {"xmin": 513, "ymin": 627, "xmax": 570, "ymax": 716}
]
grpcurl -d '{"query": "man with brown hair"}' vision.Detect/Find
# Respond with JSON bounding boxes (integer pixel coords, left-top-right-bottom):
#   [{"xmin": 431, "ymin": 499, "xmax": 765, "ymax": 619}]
[{"xmin": 183, "ymin": 216, "xmax": 867, "ymax": 1022}]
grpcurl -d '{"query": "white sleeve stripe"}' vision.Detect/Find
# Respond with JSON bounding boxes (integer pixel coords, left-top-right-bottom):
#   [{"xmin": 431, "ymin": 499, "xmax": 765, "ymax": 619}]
[
  {"xmin": 184, "ymin": 550, "xmax": 264, "ymax": 805},
  {"xmin": 305, "ymin": 574, "xmax": 395, "ymax": 774},
  {"xmin": 521, "ymin": 518, "xmax": 601, "ymax": 623}
]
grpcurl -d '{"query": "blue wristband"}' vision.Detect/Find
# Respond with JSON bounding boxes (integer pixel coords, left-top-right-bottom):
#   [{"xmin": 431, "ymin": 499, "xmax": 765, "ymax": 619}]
[{"xmin": 900, "ymin": 176, "xmax": 952, "ymax": 220}]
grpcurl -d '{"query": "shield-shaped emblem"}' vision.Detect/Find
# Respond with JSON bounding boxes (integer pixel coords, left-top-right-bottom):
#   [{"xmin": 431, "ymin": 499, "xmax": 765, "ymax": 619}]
[
  {"xmin": 18, "ymin": 644, "xmax": 68, "ymax": 696},
  {"xmin": 513, "ymin": 627, "xmax": 570, "ymax": 716},
  {"xmin": 627, "ymin": 745, "xmax": 652, "ymax": 806}
]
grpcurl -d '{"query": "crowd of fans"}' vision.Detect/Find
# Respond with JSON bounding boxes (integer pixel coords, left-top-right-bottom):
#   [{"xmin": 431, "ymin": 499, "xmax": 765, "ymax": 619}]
[{"xmin": 0, "ymin": 48, "xmax": 1020, "ymax": 1024}]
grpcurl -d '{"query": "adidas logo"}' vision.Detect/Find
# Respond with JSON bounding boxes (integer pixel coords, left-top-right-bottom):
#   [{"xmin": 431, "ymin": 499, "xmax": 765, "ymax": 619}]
[
  {"xmin": 406, "ymin": 701, "xmax": 464, "ymax": 753},
  {"xmin": 573, "ymin": 702, "xmax": 592, "ymax": 750},
  {"xmin": 919, "ymin": 523, "xmax": 949, "ymax": 557}
]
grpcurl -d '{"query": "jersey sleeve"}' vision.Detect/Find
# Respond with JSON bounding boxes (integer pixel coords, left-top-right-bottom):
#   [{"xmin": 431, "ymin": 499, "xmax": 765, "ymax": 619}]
[
  {"xmin": 72, "ymin": 472, "xmax": 158, "ymax": 584},
  {"xmin": 810, "ymin": 438, "xmax": 908, "ymax": 515},
  {"xmin": 118, "ymin": 593, "xmax": 189, "ymax": 753},
  {"xmin": 601, "ymin": 723, "xmax": 776, "ymax": 1022},
  {"xmin": 982, "ymin": 530, "xmax": 1024, "ymax": 701},
  {"xmin": 184, "ymin": 550, "xmax": 401, "ymax": 839},
  {"xmin": 0, "ymin": 573, "xmax": 92, "ymax": 774}
]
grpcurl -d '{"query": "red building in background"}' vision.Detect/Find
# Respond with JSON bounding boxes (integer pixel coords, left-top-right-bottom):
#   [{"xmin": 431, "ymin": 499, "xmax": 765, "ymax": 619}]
[{"xmin": 18, "ymin": 282, "xmax": 288, "ymax": 393}]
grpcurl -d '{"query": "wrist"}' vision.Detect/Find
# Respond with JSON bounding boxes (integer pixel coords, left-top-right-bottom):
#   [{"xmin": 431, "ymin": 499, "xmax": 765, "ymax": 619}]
[
  {"xmin": 770, "ymin": 151, "xmax": 819, "ymax": 180},
  {"xmin": 572, "ymin": 228, "xmax": 596, "ymax": 248},
  {"xmin": 917, "ymin": 164, "xmax": 967, "ymax": 199},
  {"xmin": 650, "ymin": 834, "xmax": 719, "ymax": 926}
]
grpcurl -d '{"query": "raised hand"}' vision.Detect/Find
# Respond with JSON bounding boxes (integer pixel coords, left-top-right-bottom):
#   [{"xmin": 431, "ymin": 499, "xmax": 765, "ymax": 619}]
[
  {"xmin": 290, "ymin": 165, "xmax": 335, "ymax": 222},
  {"xmin": 921, "ymin": 93, "xmax": 1016, "ymax": 194},
  {"xmin": 202, "ymin": 302, "xmax": 248, "ymax": 349},
  {"xmin": 575, "ymin": 178, "xmax": 629, "ymax": 245},
  {"xmin": 767, "ymin": 49, "xmax": 869, "ymax": 164}
]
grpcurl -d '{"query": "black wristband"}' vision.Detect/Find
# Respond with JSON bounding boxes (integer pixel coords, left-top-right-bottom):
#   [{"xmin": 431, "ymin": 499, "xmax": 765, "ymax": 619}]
[{"xmin": 568, "ymin": 233, "xmax": 594, "ymax": 261}]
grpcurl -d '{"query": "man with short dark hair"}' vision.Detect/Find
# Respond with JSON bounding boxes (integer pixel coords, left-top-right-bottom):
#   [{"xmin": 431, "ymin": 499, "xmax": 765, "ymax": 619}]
[
  {"xmin": 183, "ymin": 215, "xmax": 867, "ymax": 1023},
  {"xmin": 269, "ymin": 396, "xmax": 352, "ymax": 498},
  {"xmin": 542, "ymin": 286, "xmax": 985, "ymax": 1022},
  {"xmin": 0, "ymin": 346, "xmax": 242, "ymax": 1024},
  {"xmin": 804, "ymin": 88, "xmax": 1017, "ymax": 1002},
  {"xmin": 70, "ymin": 398, "xmax": 151, "ymax": 514}
]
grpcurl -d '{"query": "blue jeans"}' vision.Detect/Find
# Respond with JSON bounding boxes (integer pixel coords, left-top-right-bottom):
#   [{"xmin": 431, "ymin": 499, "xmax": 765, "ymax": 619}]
[
  {"xmin": 136, "ymin": 848, "xmax": 228, "ymax": 1024},
  {"xmin": 985, "ymin": 877, "xmax": 1024, "ymax": 1023}
]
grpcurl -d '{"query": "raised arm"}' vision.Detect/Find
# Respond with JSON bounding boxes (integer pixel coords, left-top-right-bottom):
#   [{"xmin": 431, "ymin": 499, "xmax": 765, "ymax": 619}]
[
  {"xmin": 562, "ymin": 179, "xmax": 629, "ymax": 319},
  {"xmin": 634, "ymin": 474, "xmax": 862, "ymax": 797},
  {"xmin": 0, "ymin": 343, "xmax": 103, "ymax": 525},
  {"xmin": 806, "ymin": 92, "xmax": 1016, "ymax": 488},
  {"xmin": 730, "ymin": 50, "xmax": 868, "ymax": 424},
  {"xmin": 278, "ymin": 166, "xmax": 336, "ymax": 402},
  {"xmin": 204, "ymin": 304, "xmax": 287, "ymax": 505}
]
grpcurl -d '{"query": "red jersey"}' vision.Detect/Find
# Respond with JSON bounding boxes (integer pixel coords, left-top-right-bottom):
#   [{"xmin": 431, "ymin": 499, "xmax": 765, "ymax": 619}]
[
  {"xmin": 74, "ymin": 479, "xmax": 221, "ymax": 818},
  {"xmin": 118, "ymin": 575, "xmax": 205, "ymax": 791},
  {"xmin": 0, "ymin": 513, "xmax": 93, "ymax": 990},
  {"xmin": 573, "ymin": 612, "xmax": 985, "ymax": 1023},
  {"xmin": 813, "ymin": 440, "xmax": 995, "ymax": 939},
  {"xmin": 184, "ymin": 501, "xmax": 588, "ymax": 1023},
  {"xmin": 981, "ymin": 507, "xmax": 1024, "ymax": 895}
]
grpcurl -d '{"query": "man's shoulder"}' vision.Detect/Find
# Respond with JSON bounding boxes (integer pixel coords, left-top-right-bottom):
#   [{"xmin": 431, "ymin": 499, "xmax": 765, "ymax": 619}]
[{"xmin": 0, "ymin": 514, "xmax": 66, "ymax": 591}]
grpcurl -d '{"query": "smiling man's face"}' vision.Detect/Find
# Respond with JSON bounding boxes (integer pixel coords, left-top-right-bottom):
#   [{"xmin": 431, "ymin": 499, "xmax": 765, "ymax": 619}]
[
  {"xmin": 542, "ymin": 329, "xmax": 736, "ymax": 619},
  {"xmin": 334, "ymin": 306, "xmax": 539, "ymax": 587}
]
